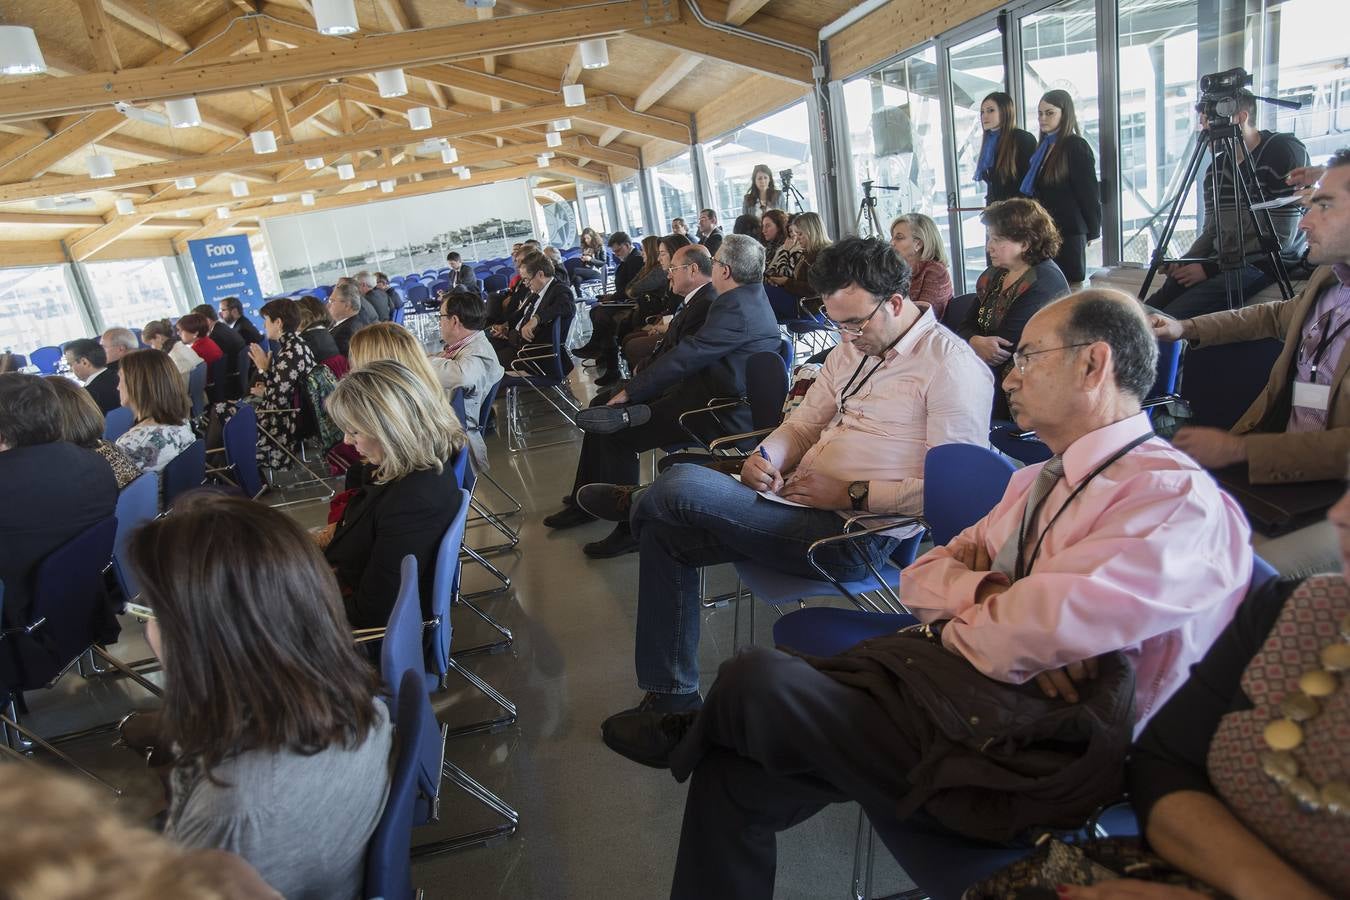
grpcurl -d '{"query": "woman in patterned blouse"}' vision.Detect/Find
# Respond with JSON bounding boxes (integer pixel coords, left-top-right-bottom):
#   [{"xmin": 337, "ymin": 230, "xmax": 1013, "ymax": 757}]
[
  {"xmin": 114, "ymin": 350, "xmax": 195, "ymax": 474},
  {"xmin": 44, "ymin": 375, "xmax": 141, "ymax": 489},
  {"xmin": 246, "ymin": 299, "xmax": 316, "ymax": 471},
  {"xmin": 955, "ymin": 198, "xmax": 1071, "ymax": 419}
]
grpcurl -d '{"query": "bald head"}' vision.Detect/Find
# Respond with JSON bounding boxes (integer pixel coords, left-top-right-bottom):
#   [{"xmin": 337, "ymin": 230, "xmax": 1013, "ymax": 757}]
[{"xmin": 1047, "ymin": 289, "xmax": 1158, "ymax": 400}]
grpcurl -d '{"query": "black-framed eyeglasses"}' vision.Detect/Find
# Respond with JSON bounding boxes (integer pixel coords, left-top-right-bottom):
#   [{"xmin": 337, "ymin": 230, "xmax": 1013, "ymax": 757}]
[
  {"xmin": 821, "ymin": 297, "xmax": 887, "ymax": 336},
  {"xmin": 1010, "ymin": 342, "xmax": 1093, "ymax": 375}
]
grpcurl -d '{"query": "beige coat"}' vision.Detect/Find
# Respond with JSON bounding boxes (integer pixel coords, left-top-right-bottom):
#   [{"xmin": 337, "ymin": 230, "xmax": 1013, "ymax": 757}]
[{"xmin": 1186, "ymin": 265, "xmax": 1349, "ymax": 483}]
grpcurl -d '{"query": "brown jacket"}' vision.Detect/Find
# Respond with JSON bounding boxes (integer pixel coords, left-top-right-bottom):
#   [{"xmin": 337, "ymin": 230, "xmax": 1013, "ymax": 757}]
[{"xmin": 1185, "ymin": 265, "xmax": 1348, "ymax": 483}]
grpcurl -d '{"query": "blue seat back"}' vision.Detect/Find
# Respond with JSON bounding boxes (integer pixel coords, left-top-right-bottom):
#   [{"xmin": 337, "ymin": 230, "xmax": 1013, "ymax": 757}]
[
  {"xmin": 29, "ymin": 345, "xmax": 62, "ymax": 374},
  {"xmin": 391, "ymin": 304, "xmax": 406, "ymax": 326},
  {"xmin": 1150, "ymin": 339, "xmax": 1183, "ymax": 399},
  {"xmin": 380, "ymin": 556, "xmax": 425, "ymax": 700},
  {"xmin": 746, "ymin": 350, "xmax": 790, "ymax": 432},
  {"xmin": 235, "ymin": 345, "xmax": 253, "ymax": 398},
  {"xmin": 1180, "ymin": 337, "xmax": 1283, "ymax": 430},
  {"xmin": 483, "ymin": 273, "xmax": 509, "ymax": 294},
  {"xmin": 103, "ymin": 406, "xmax": 134, "ymax": 442},
  {"xmin": 777, "ymin": 338, "xmax": 795, "ymax": 372},
  {"xmin": 112, "ymin": 472, "xmax": 159, "ymax": 601},
  {"xmin": 222, "ymin": 404, "xmax": 265, "ymax": 497},
  {"xmin": 923, "ymin": 444, "xmax": 1017, "ymax": 545},
  {"xmin": 941, "ymin": 292, "xmax": 978, "ymax": 328},
  {"xmin": 406, "ymin": 283, "xmax": 430, "ymax": 305},
  {"xmin": 161, "ymin": 439, "xmax": 206, "ymax": 510},
  {"xmin": 363, "ymin": 668, "xmax": 426, "ymax": 900},
  {"xmin": 205, "ymin": 355, "xmax": 229, "ymax": 404},
  {"xmin": 427, "ymin": 488, "xmax": 473, "ymax": 681},
  {"xmin": 187, "ymin": 362, "xmax": 207, "ymax": 418}
]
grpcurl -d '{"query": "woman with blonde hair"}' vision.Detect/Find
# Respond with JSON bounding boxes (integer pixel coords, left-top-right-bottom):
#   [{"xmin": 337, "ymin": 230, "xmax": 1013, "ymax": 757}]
[
  {"xmin": 114, "ymin": 349, "xmax": 194, "ymax": 473},
  {"xmin": 767, "ymin": 211, "xmax": 831, "ymax": 298},
  {"xmin": 889, "ymin": 213, "xmax": 954, "ymax": 319},
  {"xmin": 322, "ymin": 359, "xmax": 466, "ymax": 626}
]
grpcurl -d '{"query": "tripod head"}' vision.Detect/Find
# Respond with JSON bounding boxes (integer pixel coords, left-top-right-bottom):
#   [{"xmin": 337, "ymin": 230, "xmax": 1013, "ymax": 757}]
[{"xmin": 1196, "ymin": 66, "xmax": 1303, "ymax": 127}]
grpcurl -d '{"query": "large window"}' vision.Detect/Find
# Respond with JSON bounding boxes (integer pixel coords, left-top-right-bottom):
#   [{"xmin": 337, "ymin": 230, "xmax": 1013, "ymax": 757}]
[
  {"xmin": 706, "ymin": 99, "xmax": 818, "ymax": 225},
  {"xmin": 618, "ymin": 175, "xmax": 646, "ymax": 238},
  {"xmin": 653, "ymin": 152, "xmax": 697, "ymax": 232},
  {"xmin": 85, "ymin": 257, "xmax": 186, "ymax": 329},
  {"xmin": 0, "ymin": 265, "xmax": 88, "ymax": 354},
  {"xmin": 948, "ymin": 27, "xmax": 1007, "ymax": 287},
  {"xmin": 841, "ymin": 47, "xmax": 951, "ymax": 247},
  {"xmin": 1248, "ymin": 0, "xmax": 1349, "ymax": 162},
  {"xmin": 582, "ymin": 192, "xmax": 612, "ymax": 234}
]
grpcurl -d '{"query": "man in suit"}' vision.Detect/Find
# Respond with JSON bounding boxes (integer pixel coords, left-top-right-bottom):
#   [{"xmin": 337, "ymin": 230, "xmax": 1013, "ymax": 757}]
[
  {"xmin": 327, "ymin": 282, "xmax": 367, "ymax": 357},
  {"xmin": 487, "ymin": 252, "xmax": 575, "ymax": 370},
  {"xmin": 697, "ymin": 208, "xmax": 724, "ymax": 258},
  {"xmin": 543, "ymin": 237, "xmax": 780, "ymax": 558},
  {"xmin": 192, "ymin": 303, "xmax": 246, "ymax": 401},
  {"xmin": 600, "ymin": 231, "xmax": 643, "ymax": 301},
  {"xmin": 0, "ymin": 374, "xmax": 118, "ymax": 681},
  {"xmin": 355, "ymin": 271, "xmax": 392, "ymax": 322},
  {"xmin": 1149, "ymin": 147, "xmax": 1350, "ymax": 576},
  {"xmin": 445, "ymin": 252, "xmax": 481, "ymax": 296},
  {"xmin": 219, "ymin": 295, "xmax": 263, "ymax": 345},
  {"xmin": 100, "ymin": 327, "xmax": 137, "ymax": 368},
  {"xmin": 336, "ymin": 277, "xmax": 380, "ymax": 325},
  {"xmin": 62, "ymin": 338, "xmax": 119, "ymax": 414}
]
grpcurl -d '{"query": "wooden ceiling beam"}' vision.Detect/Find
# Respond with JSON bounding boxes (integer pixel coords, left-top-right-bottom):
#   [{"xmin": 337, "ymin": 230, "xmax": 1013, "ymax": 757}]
[
  {"xmin": 724, "ymin": 0, "xmax": 774, "ymax": 26},
  {"xmin": 629, "ymin": 18, "xmax": 813, "ymax": 84},
  {"xmin": 571, "ymin": 95, "xmax": 690, "ymax": 145},
  {"xmin": 0, "ymin": 1, "xmax": 680, "ymax": 123},
  {"xmin": 74, "ymin": 0, "xmax": 123, "ymax": 72},
  {"xmin": 99, "ymin": 134, "xmax": 202, "ymax": 163},
  {"xmin": 634, "ymin": 54, "xmax": 701, "ymax": 112},
  {"xmin": 103, "ymin": 0, "xmax": 192, "ymax": 53},
  {"xmin": 0, "ymin": 212, "xmax": 105, "ymax": 227}
]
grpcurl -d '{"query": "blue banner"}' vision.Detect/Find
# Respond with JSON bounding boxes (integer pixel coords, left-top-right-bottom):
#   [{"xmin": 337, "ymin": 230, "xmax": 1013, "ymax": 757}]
[{"xmin": 187, "ymin": 234, "xmax": 265, "ymax": 324}]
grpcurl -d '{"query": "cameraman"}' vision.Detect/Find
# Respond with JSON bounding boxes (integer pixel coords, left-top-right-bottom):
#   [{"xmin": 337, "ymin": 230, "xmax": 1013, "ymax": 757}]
[{"xmin": 1145, "ymin": 88, "xmax": 1309, "ymax": 319}]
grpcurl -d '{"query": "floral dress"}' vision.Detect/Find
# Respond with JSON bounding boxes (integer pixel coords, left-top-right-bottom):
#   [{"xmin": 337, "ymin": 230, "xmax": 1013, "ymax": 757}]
[
  {"xmin": 116, "ymin": 422, "xmax": 196, "ymax": 473},
  {"xmin": 252, "ymin": 330, "xmax": 317, "ymax": 470}
]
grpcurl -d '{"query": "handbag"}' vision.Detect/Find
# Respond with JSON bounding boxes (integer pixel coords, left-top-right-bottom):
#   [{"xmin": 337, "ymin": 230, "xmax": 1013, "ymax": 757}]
[{"xmin": 962, "ymin": 836, "xmax": 1227, "ymax": 900}]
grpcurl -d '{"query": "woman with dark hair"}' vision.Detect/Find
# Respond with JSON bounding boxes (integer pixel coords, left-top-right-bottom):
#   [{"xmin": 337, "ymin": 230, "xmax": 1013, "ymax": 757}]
[
  {"xmin": 295, "ymin": 295, "xmax": 340, "ymax": 364},
  {"xmin": 957, "ymin": 198, "xmax": 1071, "ymax": 418},
  {"xmin": 975, "ymin": 91, "xmax": 1037, "ymax": 205},
  {"xmin": 572, "ymin": 226, "xmax": 607, "ymax": 292},
  {"xmin": 732, "ymin": 214, "xmax": 763, "ymax": 244},
  {"xmin": 115, "ymin": 349, "xmax": 194, "ymax": 473},
  {"xmin": 1021, "ymin": 89, "xmax": 1101, "ymax": 284},
  {"xmin": 174, "ymin": 313, "xmax": 223, "ymax": 366},
  {"xmin": 245, "ymin": 298, "xmax": 316, "ymax": 470},
  {"xmin": 143, "ymin": 318, "xmax": 201, "ymax": 377},
  {"xmin": 742, "ymin": 164, "xmax": 782, "ymax": 217},
  {"xmin": 760, "ymin": 209, "xmax": 789, "ymax": 265},
  {"xmin": 44, "ymin": 375, "xmax": 140, "ymax": 489},
  {"xmin": 125, "ymin": 493, "xmax": 392, "ymax": 900}
]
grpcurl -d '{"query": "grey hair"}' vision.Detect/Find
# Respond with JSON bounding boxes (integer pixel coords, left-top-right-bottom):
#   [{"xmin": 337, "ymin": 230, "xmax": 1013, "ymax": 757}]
[
  {"xmin": 354, "ymin": 270, "xmax": 373, "ymax": 288},
  {"xmin": 717, "ymin": 233, "xmax": 765, "ymax": 285},
  {"xmin": 101, "ymin": 327, "xmax": 138, "ymax": 352},
  {"xmin": 329, "ymin": 281, "xmax": 362, "ymax": 313},
  {"xmin": 1058, "ymin": 289, "xmax": 1158, "ymax": 400}
]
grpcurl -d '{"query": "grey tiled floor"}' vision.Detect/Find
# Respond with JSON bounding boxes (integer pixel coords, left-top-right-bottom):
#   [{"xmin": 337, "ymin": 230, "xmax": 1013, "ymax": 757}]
[{"xmin": 19, "ymin": 366, "xmax": 915, "ymax": 900}]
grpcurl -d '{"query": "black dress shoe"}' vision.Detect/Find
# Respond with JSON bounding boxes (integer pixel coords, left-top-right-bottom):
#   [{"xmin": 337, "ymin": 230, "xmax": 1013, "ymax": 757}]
[
  {"xmin": 573, "ymin": 342, "xmax": 604, "ymax": 360},
  {"xmin": 576, "ymin": 404, "xmax": 652, "ymax": 434},
  {"xmin": 601, "ymin": 709, "xmax": 700, "ymax": 768},
  {"xmin": 583, "ymin": 523, "xmax": 639, "ymax": 558},
  {"xmin": 576, "ymin": 483, "xmax": 642, "ymax": 522},
  {"xmin": 594, "ymin": 369, "xmax": 621, "ymax": 387},
  {"xmin": 542, "ymin": 505, "xmax": 597, "ymax": 529}
]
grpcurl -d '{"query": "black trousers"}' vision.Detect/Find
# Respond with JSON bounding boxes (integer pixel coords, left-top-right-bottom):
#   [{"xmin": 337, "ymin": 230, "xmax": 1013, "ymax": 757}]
[
  {"xmin": 668, "ymin": 647, "xmax": 917, "ymax": 900},
  {"xmin": 568, "ymin": 390, "xmax": 692, "ymax": 496},
  {"xmin": 1054, "ymin": 234, "xmax": 1088, "ymax": 284}
]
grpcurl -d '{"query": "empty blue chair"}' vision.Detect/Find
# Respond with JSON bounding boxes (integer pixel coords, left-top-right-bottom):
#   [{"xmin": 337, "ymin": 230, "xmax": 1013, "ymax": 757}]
[
  {"xmin": 221, "ymin": 404, "xmax": 266, "ymax": 498},
  {"xmin": 28, "ymin": 345, "xmax": 62, "ymax": 374},
  {"xmin": 406, "ymin": 283, "xmax": 430, "ymax": 306},
  {"xmin": 112, "ymin": 471, "xmax": 159, "ymax": 602},
  {"xmin": 161, "ymin": 439, "xmax": 207, "ymax": 510},
  {"xmin": 483, "ymin": 273, "xmax": 509, "ymax": 294},
  {"xmin": 103, "ymin": 406, "xmax": 134, "ymax": 442},
  {"xmin": 363, "ymin": 668, "xmax": 427, "ymax": 900}
]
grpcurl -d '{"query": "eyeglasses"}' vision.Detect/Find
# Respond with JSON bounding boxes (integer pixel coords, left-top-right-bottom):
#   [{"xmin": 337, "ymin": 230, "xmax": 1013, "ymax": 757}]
[
  {"xmin": 822, "ymin": 297, "xmax": 887, "ymax": 336},
  {"xmin": 1010, "ymin": 342, "xmax": 1093, "ymax": 375},
  {"xmin": 668, "ymin": 263, "xmax": 696, "ymax": 273}
]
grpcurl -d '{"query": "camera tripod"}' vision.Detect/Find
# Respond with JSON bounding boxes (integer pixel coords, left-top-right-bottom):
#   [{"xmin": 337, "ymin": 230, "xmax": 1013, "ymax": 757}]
[
  {"xmin": 779, "ymin": 170, "xmax": 809, "ymax": 213},
  {"xmin": 1138, "ymin": 119, "xmax": 1296, "ymax": 310},
  {"xmin": 854, "ymin": 180, "xmax": 903, "ymax": 237}
]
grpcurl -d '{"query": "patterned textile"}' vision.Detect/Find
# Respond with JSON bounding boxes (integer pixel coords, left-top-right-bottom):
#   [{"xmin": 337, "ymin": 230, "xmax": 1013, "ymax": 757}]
[
  {"xmin": 254, "ymin": 331, "xmax": 316, "ymax": 470},
  {"xmin": 94, "ymin": 439, "xmax": 141, "ymax": 489},
  {"xmin": 974, "ymin": 266, "xmax": 1041, "ymax": 336},
  {"xmin": 765, "ymin": 244, "xmax": 804, "ymax": 280},
  {"xmin": 1206, "ymin": 574, "xmax": 1349, "ymax": 893},
  {"xmin": 116, "ymin": 422, "xmax": 195, "ymax": 473}
]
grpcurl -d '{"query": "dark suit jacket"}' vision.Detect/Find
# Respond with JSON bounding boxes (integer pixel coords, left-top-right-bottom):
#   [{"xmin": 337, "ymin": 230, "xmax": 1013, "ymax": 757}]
[
  {"xmin": 324, "ymin": 463, "xmax": 464, "ymax": 628},
  {"xmin": 357, "ymin": 296, "xmax": 380, "ymax": 326},
  {"xmin": 301, "ymin": 325, "xmax": 341, "ymax": 363},
  {"xmin": 364, "ymin": 287, "xmax": 393, "ymax": 322},
  {"xmin": 490, "ymin": 280, "xmax": 531, "ymax": 327},
  {"xmin": 1028, "ymin": 134, "xmax": 1102, "ymax": 239},
  {"xmin": 626, "ymin": 282, "xmax": 780, "ymax": 414},
  {"xmin": 511, "ymin": 279, "xmax": 574, "ymax": 336},
  {"xmin": 0, "ymin": 442, "xmax": 117, "ymax": 629},
  {"xmin": 229, "ymin": 316, "xmax": 263, "ymax": 345},
  {"xmin": 700, "ymin": 228, "xmax": 724, "ymax": 258},
  {"xmin": 637, "ymin": 282, "xmax": 717, "ymax": 374},
  {"xmin": 612, "ymin": 250, "xmax": 644, "ymax": 299},
  {"xmin": 83, "ymin": 364, "xmax": 120, "ymax": 414},
  {"xmin": 210, "ymin": 320, "xmax": 246, "ymax": 360},
  {"xmin": 330, "ymin": 316, "xmax": 363, "ymax": 358},
  {"xmin": 448, "ymin": 264, "xmax": 480, "ymax": 296},
  {"xmin": 983, "ymin": 128, "xmax": 1038, "ymax": 204}
]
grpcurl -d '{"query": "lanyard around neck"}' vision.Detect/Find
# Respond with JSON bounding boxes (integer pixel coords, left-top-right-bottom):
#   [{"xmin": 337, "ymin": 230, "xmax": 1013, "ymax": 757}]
[{"xmin": 836, "ymin": 315, "xmax": 922, "ymax": 417}]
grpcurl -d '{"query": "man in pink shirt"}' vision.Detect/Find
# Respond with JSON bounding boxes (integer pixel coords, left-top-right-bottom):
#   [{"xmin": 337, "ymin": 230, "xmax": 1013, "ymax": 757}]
[{"xmin": 603, "ymin": 289, "xmax": 1252, "ymax": 900}]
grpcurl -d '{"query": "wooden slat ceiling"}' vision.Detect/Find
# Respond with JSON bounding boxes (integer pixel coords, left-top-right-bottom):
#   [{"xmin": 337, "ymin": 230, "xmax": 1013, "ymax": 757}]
[{"xmin": 0, "ymin": 0, "xmax": 857, "ymax": 260}]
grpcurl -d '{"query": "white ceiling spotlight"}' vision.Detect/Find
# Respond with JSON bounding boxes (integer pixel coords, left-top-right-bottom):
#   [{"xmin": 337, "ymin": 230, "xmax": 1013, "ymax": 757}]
[
  {"xmin": 272, "ymin": 195, "xmax": 289, "ymax": 203},
  {"xmin": 458, "ymin": 168, "xmax": 471, "ymax": 180},
  {"xmin": 250, "ymin": 129, "xmax": 278, "ymax": 154},
  {"xmin": 407, "ymin": 106, "xmax": 432, "ymax": 131},
  {"xmin": 175, "ymin": 209, "xmax": 189, "ymax": 218},
  {"xmin": 562, "ymin": 83, "xmax": 586, "ymax": 107},
  {"xmin": 216, "ymin": 206, "xmax": 231, "ymax": 219},
  {"xmin": 536, "ymin": 155, "xmax": 549, "ymax": 168},
  {"xmin": 379, "ymin": 180, "xmax": 396, "ymax": 193},
  {"xmin": 115, "ymin": 198, "xmax": 136, "ymax": 215},
  {"xmin": 463, "ymin": 0, "xmax": 496, "ymax": 7},
  {"xmin": 440, "ymin": 146, "xmax": 459, "ymax": 166},
  {"xmin": 374, "ymin": 69, "xmax": 409, "ymax": 98},
  {"xmin": 304, "ymin": 156, "xmax": 325, "ymax": 170},
  {"xmin": 579, "ymin": 39, "xmax": 609, "ymax": 70},
  {"xmin": 336, "ymin": 163, "xmax": 356, "ymax": 180},
  {"xmin": 230, "ymin": 180, "xmax": 250, "ymax": 197},
  {"xmin": 174, "ymin": 176, "xmax": 197, "ymax": 190},
  {"xmin": 545, "ymin": 131, "xmax": 562, "ymax": 148},
  {"xmin": 551, "ymin": 118, "xmax": 572, "ymax": 132},
  {"xmin": 301, "ymin": 192, "xmax": 316, "ymax": 206},
  {"xmin": 87, "ymin": 152, "xmax": 115, "ymax": 179},
  {"xmin": 313, "ymin": 0, "xmax": 359, "ymax": 35},
  {"xmin": 164, "ymin": 97, "xmax": 201, "ymax": 128},
  {"xmin": 0, "ymin": 25, "xmax": 47, "ymax": 75}
]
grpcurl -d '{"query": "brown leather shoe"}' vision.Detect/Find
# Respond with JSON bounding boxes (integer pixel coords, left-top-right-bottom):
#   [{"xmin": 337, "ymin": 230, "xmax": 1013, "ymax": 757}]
[{"xmin": 576, "ymin": 483, "xmax": 643, "ymax": 522}]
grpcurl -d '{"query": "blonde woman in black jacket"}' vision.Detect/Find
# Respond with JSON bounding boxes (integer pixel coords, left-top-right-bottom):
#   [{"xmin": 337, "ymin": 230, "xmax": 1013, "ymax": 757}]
[{"xmin": 1021, "ymin": 90, "xmax": 1101, "ymax": 284}]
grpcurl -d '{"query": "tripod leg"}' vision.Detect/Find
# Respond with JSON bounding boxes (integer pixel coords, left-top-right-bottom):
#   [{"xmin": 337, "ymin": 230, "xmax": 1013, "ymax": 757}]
[{"xmin": 1140, "ymin": 136, "xmax": 1210, "ymax": 301}]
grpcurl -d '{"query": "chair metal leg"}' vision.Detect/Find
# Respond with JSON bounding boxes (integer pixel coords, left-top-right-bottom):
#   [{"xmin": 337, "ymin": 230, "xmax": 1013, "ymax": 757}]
[
  {"xmin": 2, "ymin": 701, "xmax": 122, "ymax": 795},
  {"xmin": 459, "ymin": 546, "xmax": 512, "ymax": 603},
  {"xmin": 441, "ymin": 657, "xmax": 517, "ymax": 737},
  {"xmin": 464, "ymin": 499, "xmax": 519, "ymax": 556},
  {"xmin": 476, "ymin": 469, "xmax": 523, "ymax": 518},
  {"xmin": 451, "ymin": 594, "xmax": 514, "ymax": 657},
  {"xmin": 411, "ymin": 761, "xmax": 519, "ymax": 858}
]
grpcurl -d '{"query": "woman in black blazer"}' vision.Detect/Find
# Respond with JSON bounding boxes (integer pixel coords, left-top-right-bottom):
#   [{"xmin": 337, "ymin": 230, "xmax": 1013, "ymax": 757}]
[
  {"xmin": 320, "ymin": 360, "xmax": 467, "ymax": 628},
  {"xmin": 1022, "ymin": 90, "xmax": 1101, "ymax": 284},
  {"xmin": 975, "ymin": 91, "xmax": 1037, "ymax": 204}
]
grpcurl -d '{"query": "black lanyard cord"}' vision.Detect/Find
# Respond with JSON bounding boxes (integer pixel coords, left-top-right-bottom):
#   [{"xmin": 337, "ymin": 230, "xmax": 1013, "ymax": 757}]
[
  {"xmin": 836, "ymin": 313, "xmax": 924, "ymax": 416},
  {"xmin": 1301, "ymin": 307, "xmax": 1350, "ymax": 376}
]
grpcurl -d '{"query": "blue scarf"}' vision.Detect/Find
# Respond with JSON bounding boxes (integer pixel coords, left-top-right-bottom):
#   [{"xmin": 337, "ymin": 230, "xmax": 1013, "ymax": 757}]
[
  {"xmin": 1019, "ymin": 132, "xmax": 1057, "ymax": 197},
  {"xmin": 975, "ymin": 130, "xmax": 999, "ymax": 183}
]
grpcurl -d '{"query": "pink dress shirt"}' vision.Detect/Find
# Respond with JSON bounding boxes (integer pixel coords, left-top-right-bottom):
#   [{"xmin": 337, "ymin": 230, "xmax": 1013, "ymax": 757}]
[
  {"xmin": 758, "ymin": 308, "xmax": 993, "ymax": 519},
  {"xmin": 902, "ymin": 413, "xmax": 1253, "ymax": 733}
]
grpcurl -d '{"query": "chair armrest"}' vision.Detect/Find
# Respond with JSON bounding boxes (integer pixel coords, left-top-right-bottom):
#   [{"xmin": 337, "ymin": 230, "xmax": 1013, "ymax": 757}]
[
  {"xmin": 706, "ymin": 426, "xmax": 778, "ymax": 453},
  {"xmin": 803, "ymin": 517, "xmax": 924, "ymax": 601},
  {"xmin": 841, "ymin": 512, "xmax": 930, "ymax": 532},
  {"xmin": 1, "ymin": 615, "xmax": 46, "ymax": 639},
  {"xmin": 1139, "ymin": 393, "xmax": 1179, "ymax": 411},
  {"xmin": 597, "ymin": 302, "xmax": 638, "ymax": 309},
  {"xmin": 677, "ymin": 398, "xmax": 749, "ymax": 446}
]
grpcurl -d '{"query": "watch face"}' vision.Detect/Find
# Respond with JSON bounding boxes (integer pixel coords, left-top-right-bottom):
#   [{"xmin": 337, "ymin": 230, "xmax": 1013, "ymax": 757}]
[{"xmin": 849, "ymin": 481, "xmax": 867, "ymax": 499}]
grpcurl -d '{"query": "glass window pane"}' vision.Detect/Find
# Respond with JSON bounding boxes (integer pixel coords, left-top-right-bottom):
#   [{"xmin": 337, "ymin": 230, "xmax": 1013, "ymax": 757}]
[
  {"xmin": 948, "ymin": 29, "xmax": 1008, "ymax": 288},
  {"xmin": 85, "ymin": 257, "xmax": 184, "ymax": 329},
  {"xmin": 0, "ymin": 265, "xmax": 86, "ymax": 353},
  {"xmin": 1118, "ymin": 0, "xmax": 1200, "ymax": 264},
  {"xmin": 1021, "ymin": 0, "xmax": 1102, "ymax": 274},
  {"xmin": 706, "ymin": 99, "xmax": 817, "ymax": 224},
  {"xmin": 1251, "ymin": 0, "xmax": 1350, "ymax": 161},
  {"xmin": 653, "ymin": 152, "xmax": 697, "ymax": 231},
  {"xmin": 618, "ymin": 176, "xmax": 645, "ymax": 238},
  {"xmin": 840, "ymin": 47, "xmax": 951, "ymax": 249}
]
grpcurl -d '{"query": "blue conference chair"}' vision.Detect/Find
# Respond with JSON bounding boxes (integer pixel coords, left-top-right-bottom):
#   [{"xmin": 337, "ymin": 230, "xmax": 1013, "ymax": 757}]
[
  {"xmin": 501, "ymin": 316, "xmax": 580, "ymax": 451},
  {"xmin": 235, "ymin": 345, "xmax": 253, "ymax": 399},
  {"xmin": 28, "ymin": 345, "xmax": 61, "ymax": 374},
  {"xmin": 220, "ymin": 404, "xmax": 267, "ymax": 498},
  {"xmin": 187, "ymin": 362, "xmax": 207, "ymax": 419},
  {"xmin": 363, "ymin": 668, "xmax": 427, "ymax": 900},
  {"xmin": 103, "ymin": 406, "xmax": 134, "ymax": 442},
  {"xmin": 1180, "ymin": 337, "xmax": 1284, "ymax": 430},
  {"xmin": 448, "ymin": 389, "xmax": 519, "ymax": 587},
  {"xmin": 941, "ymin": 292, "xmax": 979, "ymax": 329},
  {"xmin": 111, "ymin": 471, "xmax": 159, "ymax": 602},
  {"xmin": 161, "ymin": 439, "xmax": 207, "ymax": 510}
]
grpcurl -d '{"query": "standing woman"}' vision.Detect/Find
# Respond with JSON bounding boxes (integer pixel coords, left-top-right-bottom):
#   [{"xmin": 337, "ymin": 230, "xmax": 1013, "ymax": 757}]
[
  {"xmin": 115, "ymin": 349, "xmax": 195, "ymax": 474},
  {"xmin": 742, "ymin": 164, "xmax": 782, "ymax": 218},
  {"xmin": 1020, "ymin": 89, "xmax": 1101, "ymax": 284},
  {"xmin": 889, "ymin": 213, "xmax": 954, "ymax": 320},
  {"xmin": 975, "ymin": 92, "xmax": 1037, "ymax": 205},
  {"xmin": 245, "ymin": 298, "xmax": 317, "ymax": 470}
]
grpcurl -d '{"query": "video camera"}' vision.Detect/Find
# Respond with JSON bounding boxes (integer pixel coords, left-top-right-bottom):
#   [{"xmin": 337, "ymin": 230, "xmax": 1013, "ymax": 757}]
[
  {"xmin": 779, "ymin": 168, "xmax": 794, "ymax": 187},
  {"xmin": 1196, "ymin": 66, "xmax": 1254, "ymax": 123}
]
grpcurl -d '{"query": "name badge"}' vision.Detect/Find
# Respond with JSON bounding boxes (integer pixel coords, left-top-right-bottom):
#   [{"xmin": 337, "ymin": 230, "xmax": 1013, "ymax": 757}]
[{"xmin": 1292, "ymin": 380, "xmax": 1331, "ymax": 413}]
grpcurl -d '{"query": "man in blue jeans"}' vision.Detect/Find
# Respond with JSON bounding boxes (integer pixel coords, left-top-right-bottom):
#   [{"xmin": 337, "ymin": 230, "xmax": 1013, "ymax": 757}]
[{"xmin": 585, "ymin": 237, "xmax": 994, "ymax": 734}]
